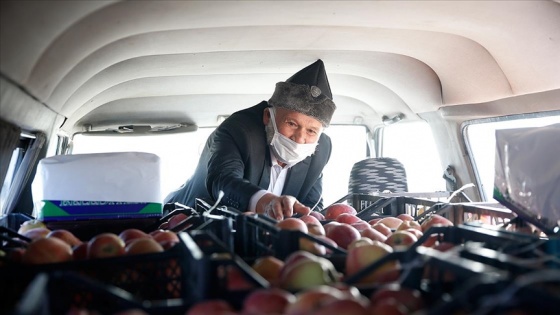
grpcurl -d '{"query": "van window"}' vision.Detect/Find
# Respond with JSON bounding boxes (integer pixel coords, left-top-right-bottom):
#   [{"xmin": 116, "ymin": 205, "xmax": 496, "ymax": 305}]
[
  {"xmin": 464, "ymin": 112, "xmax": 560, "ymax": 201},
  {"xmin": 381, "ymin": 121, "xmax": 446, "ymax": 193},
  {"xmin": 1, "ymin": 133, "xmax": 44, "ymax": 215},
  {"xmin": 71, "ymin": 129, "xmax": 215, "ymax": 198},
  {"xmin": 322, "ymin": 125, "xmax": 368, "ymax": 205},
  {"xmin": 1, "ymin": 149, "xmax": 21, "ymax": 211},
  {"xmin": 71, "ymin": 125, "xmax": 369, "ymax": 207}
]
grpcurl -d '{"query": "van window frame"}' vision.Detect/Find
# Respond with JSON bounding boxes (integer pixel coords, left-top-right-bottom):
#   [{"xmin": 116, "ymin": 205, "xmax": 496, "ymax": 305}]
[{"xmin": 462, "ymin": 110, "xmax": 560, "ymax": 201}]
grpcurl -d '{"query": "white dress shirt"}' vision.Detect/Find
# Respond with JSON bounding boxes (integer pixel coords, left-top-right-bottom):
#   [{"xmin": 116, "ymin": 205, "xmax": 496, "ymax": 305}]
[{"xmin": 248, "ymin": 148, "xmax": 290, "ymax": 211}]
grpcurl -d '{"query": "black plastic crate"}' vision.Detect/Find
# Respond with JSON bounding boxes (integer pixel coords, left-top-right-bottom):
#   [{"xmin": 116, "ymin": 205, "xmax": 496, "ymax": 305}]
[
  {"xmin": 0, "ymin": 213, "xmax": 35, "ymax": 231},
  {"xmin": 185, "ymin": 230, "xmax": 270, "ymax": 311},
  {"xmin": 0, "ymin": 231, "xmax": 207, "ymax": 314},
  {"xmin": 233, "ymin": 213, "xmax": 346, "ymax": 265},
  {"xmin": 325, "ymin": 193, "xmax": 441, "ymax": 221},
  {"xmin": 11, "ymin": 272, "xmax": 153, "ymax": 315},
  {"xmin": 426, "ymin": 269, "xmax": 560, "ymax": 315},
  {"xmin": 430, "ymin": 202, "xmax": 516, "ymax": 226},
  {"xmin": 412, "ymin": 225, "xmax": 550, "ymax": 256}
]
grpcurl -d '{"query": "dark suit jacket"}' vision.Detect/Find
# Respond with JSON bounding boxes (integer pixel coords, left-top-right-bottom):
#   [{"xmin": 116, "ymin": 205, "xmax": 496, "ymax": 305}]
[{"xmin": 165, "ymin": 101, "xmax": 332, "ymax": 211}]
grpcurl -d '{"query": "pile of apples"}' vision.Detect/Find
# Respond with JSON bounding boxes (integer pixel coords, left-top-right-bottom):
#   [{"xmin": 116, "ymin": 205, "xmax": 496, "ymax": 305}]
[
  {"xmin": 186, "ymin": 250, "xmax": 427, "ymax": 314},
  {"xmin": 11, "ymin": 219, "xmax": 181, "ymax": 264},
  {"xmin": 186, "ymin": 282, "xmax": 425, "ymax": 315},
  {"xmin": 182, "ymin": 203, "xmax": 456, "ymax": 314},
  {"xmin": 270, "ymin": 203, "xmax": 454, "ymax": 261}
]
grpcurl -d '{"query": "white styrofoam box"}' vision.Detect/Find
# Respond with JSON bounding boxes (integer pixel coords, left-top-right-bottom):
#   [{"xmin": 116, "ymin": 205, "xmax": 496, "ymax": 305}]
[
  {"xmin": 33, "ymin": 152, "xmax": 162, "ymax": 220},
  {"xmin": 35, "ymin": 152, "xmax": 162, "ymax": 202}
]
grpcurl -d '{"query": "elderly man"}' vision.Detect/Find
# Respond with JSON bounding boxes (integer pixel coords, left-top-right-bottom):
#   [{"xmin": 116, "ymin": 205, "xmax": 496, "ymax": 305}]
[{"xmin": 165, "ymin": 60, "xmax": 336, "ymax": 220}]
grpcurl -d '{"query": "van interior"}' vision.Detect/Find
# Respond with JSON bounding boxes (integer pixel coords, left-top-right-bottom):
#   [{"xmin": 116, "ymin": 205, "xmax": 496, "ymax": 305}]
[{"xmin": 1, "ymin": 1, "xmax": 559, "ymax": 314}]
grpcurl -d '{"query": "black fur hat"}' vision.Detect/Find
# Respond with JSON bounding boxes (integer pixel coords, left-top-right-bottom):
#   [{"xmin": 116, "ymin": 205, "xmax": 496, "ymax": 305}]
[{"xmin": 268, "ymin": 60, "xmax": 336, "ymax": 127}]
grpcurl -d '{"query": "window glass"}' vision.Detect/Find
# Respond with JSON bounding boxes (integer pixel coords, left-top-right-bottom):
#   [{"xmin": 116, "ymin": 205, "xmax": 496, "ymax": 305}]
[
  {"xmin": 382, "ymin": 121, "xmax": 445, "ymax": 193},
  {"xmin": 322, "ymin": 125, "xmax": 368, "ymax": 206},
  {"xmin": 465, "ymin": 113, "xmax": 560, "ymax": 201},
  {"xmin": 71, "ymin": 125, "xmax": 368, "ymax": 208},
  {"xmin": 72, "ymin": 129, "xmax": 215, "ymax": 199},
  {"xmin": 1, "ymin": 149, "xmax": 21, "ymax": 212}
]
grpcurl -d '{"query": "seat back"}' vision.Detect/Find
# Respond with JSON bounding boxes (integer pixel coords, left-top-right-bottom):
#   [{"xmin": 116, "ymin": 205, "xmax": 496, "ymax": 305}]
[{"xmin": 348, "ymin": 157, "xmax": 408, "ymax": 194}]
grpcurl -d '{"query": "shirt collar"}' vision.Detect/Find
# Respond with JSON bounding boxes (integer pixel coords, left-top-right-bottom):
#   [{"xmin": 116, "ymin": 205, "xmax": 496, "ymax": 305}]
[{"xmin": 269, "ymin": 148, "xmax": 291, "ymax": 169}]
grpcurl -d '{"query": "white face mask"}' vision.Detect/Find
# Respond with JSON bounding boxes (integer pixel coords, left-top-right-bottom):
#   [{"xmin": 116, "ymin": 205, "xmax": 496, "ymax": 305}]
[{"xmin": 268, "ymin": 108, "xmax": 318, "ymax": 165}]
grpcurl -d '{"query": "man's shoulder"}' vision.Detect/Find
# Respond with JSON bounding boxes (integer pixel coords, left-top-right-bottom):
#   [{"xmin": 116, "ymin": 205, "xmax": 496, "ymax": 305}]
[
  {"xmin": 218, "ymin": 101, "xmax": 267, "ymax": 133},
  {"xmin": 232, "ymin": 101, "xmax": 269, "ymax": 117},
  {"xmin": 226, "ymin": 101, "xmax": 268, "ymax": 125}
]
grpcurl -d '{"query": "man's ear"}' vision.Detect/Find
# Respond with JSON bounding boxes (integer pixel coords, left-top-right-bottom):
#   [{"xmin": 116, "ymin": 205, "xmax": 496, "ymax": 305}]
[{"xmin": 263, "ymin": 107, "xmax": 271, "ymax": 125}]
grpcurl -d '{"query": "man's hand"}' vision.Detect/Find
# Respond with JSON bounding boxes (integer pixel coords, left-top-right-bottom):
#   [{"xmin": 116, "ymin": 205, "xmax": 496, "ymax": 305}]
[{"xmin": 256, "ymin": 193, "xmax": 311, "ymax": 220}]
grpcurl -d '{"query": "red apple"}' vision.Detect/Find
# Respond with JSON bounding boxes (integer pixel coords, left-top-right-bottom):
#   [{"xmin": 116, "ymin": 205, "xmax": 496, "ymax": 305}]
[
  {"xmin": 396, "ymin": 213, "xmax": 416, "ymax": 221},
  {"xmin": 405, "ymin": 228, "xmax": 424, "ymax": 240},
  {"xmin": 325, "ymin": 223, "xmax": 361, "ymax": 250},
  {"xmin": 72, "ymin": 242, "xmax": 89, "ymax": 260},
  {"xmin": 368, "ymin": 298, "xmax": 408, "ymax": 315},
  {"xmin": 22, "ymin": 227, "xmax": 51, "ymax": 240},
  {"xmin": 168, "ymin": 213, "xmax": 191, "ymax": 230},
  {"xmin": 119, "ymin": 228, "xmax": 150, "ymax": 245},
  {"xmin": 22, "ymin": 237, "xmax": 73, "ymax": 264},
  {"xmin": 370, "ymin": 283, "xmax": 425, "ymax": 313},
  {"xmin": 276, "ymin": 218, "xmax": 308, "ymax": 233},
  {"xmin": 421, "ymin": 233, "xmax": 440, "ymax": 247},
  {"xmin": 351, "ymin": 220, "xmax": 371, "ymax": 231},
  {"xmin": 384, "ymin": 230, "xmax": 418, "ymax": 250},
  {"xmin": 8, "ymin": 247, "xmax": 26, "ymax": 263},
  {"xmin": 378, "ymin": 217, "xmax": 404, "ymax": 229},
  {"xmin": 300, "ymin": 237, "xmax": 327, "ymax": 256},
  {"xmin": 397, "ymin": 220, "xmax": 422, "ymax": 232},
  {"xmin": 345, "ymin": 240, "xmax": 398, "ymax": 284},
  {"xmin": 306, "ymin": 223, "xmax": 326, "ymax": 236},
  {"xmin": 150, "ymin": 229, "xmax": 180, "ymax": 246},
  {"xmin": 299, "ymin": 214, "xmax": 321, "ymax": 225},
  {"xmin": 309, "ymin": 211, "xmax": 326, "ymax": 221},
  {"xmin": 372, "ymin": 222, "xmax": 392, "ymax": 236},
  {"xmin": 284, "ymin": 285, "xmax": 345, "ymax": 315},
  {"xmin": 251, "ymin": 255, "xmax": 284, "ymax": 287},
  {"xmin": 282, "ymin": 250, "xmax": 318, "ymax": 269},
  {"xmin": 360, "ymin": 227, "xmax": 388, "ymax": 243},
  {"xmin": 347, "ymin": 237, "xmax": 374, "ymax": 251},
  {"xmin": 279, "ymin": 254, "xmax": 339, "ymax": 291},
  {"xmin": 324, "ymin": 203, "xmax": 357, "ymax": 220},
  {"xmin": 125, "ymin": 238, "xmax": 164, "ymax": 255},
  {"xmin": 186, "ymin": 300, "xmax": 235, "ymax": 315},
  {"xmin": 47, "ymin": 229, "xmax": 82, "ymax": 247},
  {"xmin": 242, "ymin": 288, "xmax": 296, "ymax": 314},
  {"xmin": 314, "ymin": 235, "xmax": 339, "ymax": 254},
  {"xmin": 335, "ymin": 213, "xmax": 362, "ymax": 224},
  {"xmin": 367, "ymin": 217, "xmax": 383, "ymax": 226},
  {"xmin": 223, "ymin": 264, "xmax": 257, "ymax": 291},
  {"xmin": 323, "ymin": 221, "xmax": 341, "ymax": 234},
  {"xmin": 309, "ymin": 297, "xmax": 369, "ymax": 315},
  {"xmin": 421, "ymin": 214, "xmax": 454, "ymax": 232},
  {"xmin": 88, "ymin": 233, "xmax": 125, "ymax": 259}
]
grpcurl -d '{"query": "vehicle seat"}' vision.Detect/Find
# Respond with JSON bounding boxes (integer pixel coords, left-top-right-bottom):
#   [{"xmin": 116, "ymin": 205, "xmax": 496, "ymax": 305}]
[{"xmin": 348, "ymin": 157, "xmax": 408, "ymax": 194}]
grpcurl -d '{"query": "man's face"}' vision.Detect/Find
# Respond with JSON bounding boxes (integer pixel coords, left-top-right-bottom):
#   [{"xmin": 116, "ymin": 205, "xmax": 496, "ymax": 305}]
[{"xmin": 264, "ymin": 107, "xmax": 323, "ymax": 144}]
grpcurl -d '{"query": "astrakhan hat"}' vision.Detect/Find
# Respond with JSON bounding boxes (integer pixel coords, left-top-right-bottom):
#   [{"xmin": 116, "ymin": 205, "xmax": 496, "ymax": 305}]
[{"xmin": 268, "ymin": 60, "xmax": 336, "ymax": 127}]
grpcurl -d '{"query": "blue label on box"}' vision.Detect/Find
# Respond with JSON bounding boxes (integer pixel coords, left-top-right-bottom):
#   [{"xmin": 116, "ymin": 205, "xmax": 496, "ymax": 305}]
[{"xmin": 39, "ymin": 200, "xmax": 162, "ymax": 221}]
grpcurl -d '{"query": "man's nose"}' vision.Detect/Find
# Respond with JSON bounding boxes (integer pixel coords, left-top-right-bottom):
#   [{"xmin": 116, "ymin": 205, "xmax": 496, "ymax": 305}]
[{"xmin": 292, "ymin": 130, "xmax": 306, "ymax": 144}]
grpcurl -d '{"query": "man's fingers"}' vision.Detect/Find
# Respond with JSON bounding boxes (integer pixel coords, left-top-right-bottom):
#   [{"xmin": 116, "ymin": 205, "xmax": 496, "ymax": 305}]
[
  {"xmin": 280, "ymin": 196, "xmax": 295, "ymax": 218},
  {"xmin": 264, "ymin": 196, "xmax": 309, "ymax": 220},
  {"xmin": 293, "ymin": 201, "xmax": 311, "ymax": 216}
]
